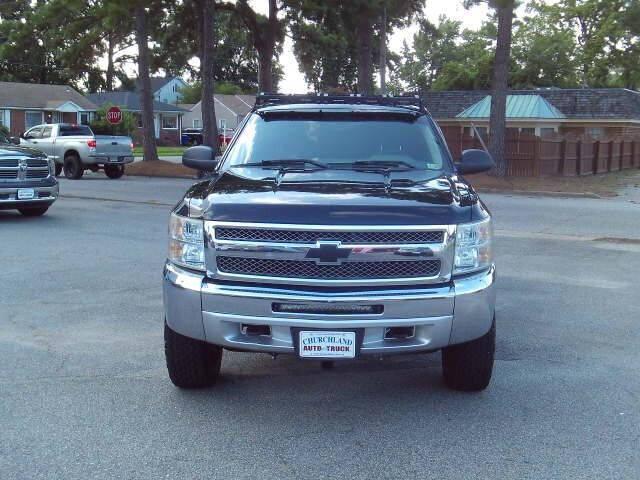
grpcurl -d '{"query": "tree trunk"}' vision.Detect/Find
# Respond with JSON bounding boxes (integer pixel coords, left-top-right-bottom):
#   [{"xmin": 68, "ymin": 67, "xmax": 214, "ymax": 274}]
[
  {"xmin": 200, "ymin": 0, "xmax": 218, "ymax": 150},
  {"xmin": 356, "ymin": 15, "xmax": 373, "ymax": 94},
  {"xmin": 135, "ymin": 5, "xmax": 158, "ymax": 162},
  {"xmin": 379, "ymin": 4, "xmax": 387, "ymax": 95},
  {"xmin": 488, "ymin": 2, "xmax": 514, "ymax": 177},
  {"xmin": 106, "ymin": 32, "xmax": 114, "ymax": 92},
  {"xmin": 259, "ymin": 0, "xmax": 277, "ymax": 93},
  {"xmin": 258, "ymin": 53, "xmax": 273, "ymax": 93}
]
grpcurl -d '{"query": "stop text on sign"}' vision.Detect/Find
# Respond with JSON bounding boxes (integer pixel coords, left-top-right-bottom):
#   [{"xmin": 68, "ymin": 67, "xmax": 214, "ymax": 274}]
[{"xmin": 106, "ymin": 106, "xmax": 123, "ymax": 125}]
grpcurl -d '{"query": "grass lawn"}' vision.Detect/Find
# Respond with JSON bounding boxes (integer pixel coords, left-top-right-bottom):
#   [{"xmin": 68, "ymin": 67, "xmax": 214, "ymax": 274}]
[{"xmin": 133, "ymin": 146, "xmax": 187, "ymax": 157}]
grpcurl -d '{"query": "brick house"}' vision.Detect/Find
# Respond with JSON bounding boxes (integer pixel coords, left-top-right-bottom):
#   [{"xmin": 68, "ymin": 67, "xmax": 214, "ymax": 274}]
[
  {"xmin": 0, "ymin": 81, "xmax": 98, "ymax": 136},
  {"xmin": 86, "ymin": 91, "xmax": 186, "ymax": 146},
  {"xmin": 423, "ymin": 88, "xmax": 640, "ymax": 141}
]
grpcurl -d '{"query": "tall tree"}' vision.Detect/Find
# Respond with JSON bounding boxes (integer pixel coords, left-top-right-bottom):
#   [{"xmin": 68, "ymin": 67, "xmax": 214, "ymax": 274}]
[
  {"xmin": 286, "ymin": 0, "xmax": 358, "ymax": 92},
  {"xmin": 134, "ymin": 4, "xmax": 158, "ymax": 162},
  {"xmin": 197, "ymin": 0, "xmax": 218, "ymax": 149},
  {"xmin": 229, "ymin": 0, "xmax": 284, "ymax": 93},
  {"xmin": 465, "ymin": 0, "xmax": 517, "ymax": 176}
]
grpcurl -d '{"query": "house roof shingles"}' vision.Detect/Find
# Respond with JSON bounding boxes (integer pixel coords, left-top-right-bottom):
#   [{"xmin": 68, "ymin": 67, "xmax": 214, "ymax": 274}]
[
  {"xmin": 0, "ymin": 81, "xmax": 97, "ymax": 110},
  {"xmin": 423, "ymin": 88, "xmax": 640, "ymax": 121},
  {"xmin": 85, "ymin": 92, "xmax": 187, "ymax": 113}
]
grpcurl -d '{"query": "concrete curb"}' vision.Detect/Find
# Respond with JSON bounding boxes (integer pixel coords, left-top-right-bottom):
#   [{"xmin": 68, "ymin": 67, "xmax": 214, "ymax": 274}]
[{"xmin": 478, "ymin": 188, "xmax": 603, "ymax": 199}]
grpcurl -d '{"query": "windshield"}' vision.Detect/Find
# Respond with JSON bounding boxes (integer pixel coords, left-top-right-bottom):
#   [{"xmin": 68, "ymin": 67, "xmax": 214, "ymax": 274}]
[{"xmin": 225, "ymin": 112, "xmax": 451, "ymax": 172}]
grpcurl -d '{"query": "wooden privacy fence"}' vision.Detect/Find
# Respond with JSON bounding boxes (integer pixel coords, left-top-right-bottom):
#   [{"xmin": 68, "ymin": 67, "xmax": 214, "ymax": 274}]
[{"xmin": 441, "ymin": 129, "xmax": 640, "ymax": 177}]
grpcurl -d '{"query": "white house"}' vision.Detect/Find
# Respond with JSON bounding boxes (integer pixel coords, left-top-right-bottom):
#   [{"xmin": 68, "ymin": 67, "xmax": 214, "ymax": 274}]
[
  {"xmin": 135, "ymin": 77, "xmax": 188, "ymax": 105},
  {"xmin": 180, "ymin": 94, "xmax": 255, "ymax": 132}
]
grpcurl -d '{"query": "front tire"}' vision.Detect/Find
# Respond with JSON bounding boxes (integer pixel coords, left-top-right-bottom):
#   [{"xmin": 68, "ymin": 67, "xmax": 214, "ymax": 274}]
[
  {"xmin": 18, "ymin": 206, "xmax": 49, "ymax": 217},
  {"xmin": 442, "ymin": 317, "xmax": 495, "ymax": 392},
  {"xmin": 104, "ymin": 164, "xmax": 125, "ymax": 179},
  {"xmin": 63, "ymin": 154, "xmax": 84, "ymax": 179},
  {"xmin": 55, "ymin": 163, "xmax": 63, "ymax": 176},
  {"xmin": 164, "ymin": 322, "xmax": 222, "ymax": 389}
]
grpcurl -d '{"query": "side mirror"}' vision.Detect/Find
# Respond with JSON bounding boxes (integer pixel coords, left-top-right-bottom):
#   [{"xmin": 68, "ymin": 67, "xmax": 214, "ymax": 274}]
[
  {"xmin": 456, "ymin": 149, "xmax": 494, "ymax": 175},
  {"xmin": 182, "ymin": 145, "xmax": 219, "ymax": 171}
]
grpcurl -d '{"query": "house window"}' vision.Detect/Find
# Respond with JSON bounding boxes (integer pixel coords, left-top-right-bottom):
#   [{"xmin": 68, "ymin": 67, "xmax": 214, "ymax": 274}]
[
  {"xmin": 586, "ymin": 127, "xmax": 605, "ymax": 139},
  {"xmin": 135, "ymin": 113, "xmax": 143, "ymax": 128},
  {"xmin": 540, "ymin": 127, "xmax": 556, "ymax": 138},
  {"xmin": 218, "ymin": 119, "xmax": 227, "ymax": 130},
  {"xmin": 80, "ymin": 112, "xmax": 91, "ymax": 125},
  {"xmin": 520, "ymin": 127, "xmax": 535, "ymax": 136},
  {"xmin": 193, "ymin": 119, "xmax": 201, "ymax": 129},
  {"xmin": 0, "ymin": 110, "xmax": 8, "ymax": 128},
  {"xmin": 25, "ymin": 111, "xmax": 43, "ymax": 129},
  {"xmin": 162, "ymin": 114, "xmax": 177, "ymax": 129}
]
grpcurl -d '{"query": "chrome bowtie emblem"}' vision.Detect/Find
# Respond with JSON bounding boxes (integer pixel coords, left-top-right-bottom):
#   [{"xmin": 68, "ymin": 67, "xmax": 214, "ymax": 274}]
[
  {"xmin": 305, "ymin": 241, "xmax": 352, "ymax": 265},
  {"xmin": 17, "ymin": 159, "xmax": 28, "ymax": 180}
]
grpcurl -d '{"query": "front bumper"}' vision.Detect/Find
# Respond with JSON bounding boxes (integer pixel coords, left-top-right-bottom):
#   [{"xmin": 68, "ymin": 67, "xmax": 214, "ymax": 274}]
[
  {"xmin": 0, "ymin": 180, "xmax": 59, "ymax": 210},
  {"xmin": 163, "ymin": 262, "xmax": 496, "ymax": 356}
]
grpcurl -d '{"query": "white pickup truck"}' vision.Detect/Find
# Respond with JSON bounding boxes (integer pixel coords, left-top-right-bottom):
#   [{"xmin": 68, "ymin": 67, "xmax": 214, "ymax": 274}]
[{"xmin": 20, "ymin": 123, "xmax": 134, "ymax": 179}]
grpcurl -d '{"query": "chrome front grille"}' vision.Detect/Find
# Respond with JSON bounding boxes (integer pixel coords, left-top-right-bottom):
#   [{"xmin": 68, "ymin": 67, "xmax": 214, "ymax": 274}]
[
  {"xmin": 205, "ymin": 222, "xmax": 455, "ymax": 286},
  {"xmin": 0, "ymin": 157, "xmax": 49, "ymax": 181},
  {"xmin": 215, "ymin": 227, "xmax": 444, "ymax": 244},
  {"xmin": 217, "ymin": 257, "xmax": 441, "ymax": 280}
]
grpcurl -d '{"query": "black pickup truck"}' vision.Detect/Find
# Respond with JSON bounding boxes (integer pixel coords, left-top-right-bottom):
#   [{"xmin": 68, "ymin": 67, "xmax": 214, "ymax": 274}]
[
  {"xmin": 0, "ymin": 131, "xmax": 58, "ymax": 216},
  {"xmin": 163, "ymin": 95, "xmax": 496, "ymax": 392}
]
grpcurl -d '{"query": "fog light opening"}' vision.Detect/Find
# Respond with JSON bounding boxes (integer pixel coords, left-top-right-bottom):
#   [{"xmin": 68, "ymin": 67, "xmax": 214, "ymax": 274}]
[
  {"xmin": 384, "ymin": 326, "xmax": 415, "ymax": 340},
  {"xmin": 241, "ymin": 324, "xmax": 271, "ymax": 336}
]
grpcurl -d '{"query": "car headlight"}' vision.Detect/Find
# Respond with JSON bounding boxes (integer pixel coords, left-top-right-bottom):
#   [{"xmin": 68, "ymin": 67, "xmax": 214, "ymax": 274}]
[
  {"xmin": 168, "ymin": 213, "xmax": 205, "ymax": 271},
  {"xmin": 454, "ymin": 217, "xmax": 493, "ymax": 275}
]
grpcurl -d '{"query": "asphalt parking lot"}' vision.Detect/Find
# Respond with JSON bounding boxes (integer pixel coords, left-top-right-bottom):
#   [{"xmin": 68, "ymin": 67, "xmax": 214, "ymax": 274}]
[{"xmin": 1, "ymin": 175, "xmax": 639, "ymax": 479}]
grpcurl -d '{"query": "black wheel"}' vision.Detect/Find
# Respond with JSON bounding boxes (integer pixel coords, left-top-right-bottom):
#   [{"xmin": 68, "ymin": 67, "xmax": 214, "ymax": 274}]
[
  {"xmin": 55, "ymin": 163, "xmax": 63, "ymax": 176},
  {"xmin": 63, "ymin": 154, "xmax": 84, "ymax": 180},
  {"xmin": 164, "ymin": 322, "xmax": 222, "ymax": 388},
  {"xmin": 18, "ymin": 206, "xmax": 49, "ymax": 217},
  {"xmin": 442, "ymin": 317, "xmax": 495, "ymax": 392},
  {"xmin": 104, "ymin": 164, "xmax": 125, "ymax": 179}
]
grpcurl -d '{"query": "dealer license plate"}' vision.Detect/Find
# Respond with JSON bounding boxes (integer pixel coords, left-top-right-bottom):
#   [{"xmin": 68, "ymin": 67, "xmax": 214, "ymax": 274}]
[
  {"xmin": 17, "ymin": 188, "xmax": 35, "ymax": 200},
  {"xmin": 299, "ymin": 331, "xmax": 356, "ymax": 359}
]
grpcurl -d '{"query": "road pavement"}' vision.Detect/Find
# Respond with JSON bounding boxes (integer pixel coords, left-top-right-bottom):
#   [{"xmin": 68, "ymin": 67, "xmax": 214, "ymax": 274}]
[{"xmin": 1, "ymin": 175, "xmax": 639, "ymax": 479}]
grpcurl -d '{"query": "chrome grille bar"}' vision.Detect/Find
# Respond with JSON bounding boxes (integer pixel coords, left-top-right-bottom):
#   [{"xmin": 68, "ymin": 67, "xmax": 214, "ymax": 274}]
[{"xmin": 205, "ymin": 221, "xmax": 456, "ymax": 287}]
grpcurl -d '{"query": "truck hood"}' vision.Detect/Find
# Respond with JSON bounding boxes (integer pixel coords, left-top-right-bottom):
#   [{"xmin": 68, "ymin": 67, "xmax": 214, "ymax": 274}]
[
  {"xmin": 184, "ymin": 168, "xmax": 482, "ymax": 226},
  {"xmin": 0, "ymin": 144, "xmax": 47, "ymax": 158}
]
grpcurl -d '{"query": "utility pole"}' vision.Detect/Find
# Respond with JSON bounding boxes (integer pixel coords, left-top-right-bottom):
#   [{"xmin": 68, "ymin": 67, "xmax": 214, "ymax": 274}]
[{"xmin": 379, "ymin": 3, "xmax": 387, "ymax": 95}]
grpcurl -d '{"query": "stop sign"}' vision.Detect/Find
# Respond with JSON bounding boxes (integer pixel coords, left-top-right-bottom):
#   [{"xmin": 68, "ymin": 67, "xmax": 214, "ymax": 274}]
[{"xmin": 106, "ymin": 106, "xmax": 123, "ymax": 125}]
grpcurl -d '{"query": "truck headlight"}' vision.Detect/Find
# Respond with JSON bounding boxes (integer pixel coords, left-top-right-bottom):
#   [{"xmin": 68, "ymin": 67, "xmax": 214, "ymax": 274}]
[
  {"xmin": 454, "ymin": 217, "xmax": 493, "ymax": 275},
  {"xmin": 168, "ymin": 213, "xmax": 205, "ymax": 271}
]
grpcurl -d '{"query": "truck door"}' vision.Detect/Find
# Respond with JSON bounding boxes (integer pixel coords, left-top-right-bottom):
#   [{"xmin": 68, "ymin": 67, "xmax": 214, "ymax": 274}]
[
  {"xmin": 38, "ymin": 125, "xmax": 55, "ymax": 159},
  {"xmin": 22, "ymin": 126, "xmax": 43, "ymax": 150}
]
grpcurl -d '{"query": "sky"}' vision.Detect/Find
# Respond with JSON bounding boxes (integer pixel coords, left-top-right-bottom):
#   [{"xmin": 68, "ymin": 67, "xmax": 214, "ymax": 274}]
[{"xmin": 249, "ymin": 0, "xmax": 491, "ymax": 93}]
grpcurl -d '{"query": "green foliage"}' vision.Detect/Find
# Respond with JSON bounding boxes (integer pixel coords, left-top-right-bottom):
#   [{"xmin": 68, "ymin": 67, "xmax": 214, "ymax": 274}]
[
  {"xmin": 90, "ymin": 105, "xmax": 137, "ymax": 137},
  {"xmin": 0, "ymin": 124, "xmax": 9, "ymax": 137},
  {"xmin": 178, "ymin": 81, "xmax": 255, "ymax": 104},
  {"xmin": 286, "ymin": 0, "xmax": 424, "ymax": 93},
  {"xmin": 394, "ymin": 18, "xmax": 495, "ymax": 92},
  {"xmin": 394, "ymin": 0, "xmax": 640, "ymax": 91}
]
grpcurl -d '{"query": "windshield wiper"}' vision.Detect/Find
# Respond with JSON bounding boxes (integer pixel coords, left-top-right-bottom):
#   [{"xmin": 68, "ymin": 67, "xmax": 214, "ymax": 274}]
[
  {"xmin": 235, "ymin": 159, "xmax": 328, "ymax": 171},
  {"xmin": 331, "ymin": 160, "xmax": 417, "ymax": 172}
]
